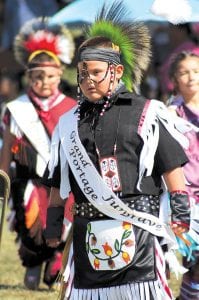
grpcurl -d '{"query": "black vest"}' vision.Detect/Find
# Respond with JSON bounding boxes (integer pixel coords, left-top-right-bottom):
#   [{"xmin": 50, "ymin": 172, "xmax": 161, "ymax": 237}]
[{"xmin": 70, "ymin": 89, "xmax": 162, "ymax": 202}]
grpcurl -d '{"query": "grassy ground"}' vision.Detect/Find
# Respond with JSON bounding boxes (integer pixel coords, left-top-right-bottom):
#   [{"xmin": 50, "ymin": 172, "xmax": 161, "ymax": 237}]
[
  {"xmin": 169, "ymin": 269, "xmax": 182, "ymax": 299},
  {"xmin": 0, "ymin": 221, "xmax": 59, "ymax": 300}
]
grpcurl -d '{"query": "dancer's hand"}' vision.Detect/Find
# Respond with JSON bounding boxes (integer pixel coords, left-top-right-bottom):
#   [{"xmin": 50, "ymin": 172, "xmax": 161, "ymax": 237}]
[
  {"xmin": 171, "ymin": 223, "xmax": 191, "ymax": 248},
  {"xmin": 171, "ymin": 223, "xmax": 188, "ymax": 235},
  {"xmin": 46, "ymin": 238, "xmax": 61, "ymax": 248},
  {"xmin": 29, "ymin": 216, "xmax": 43, "ymax": 245}
]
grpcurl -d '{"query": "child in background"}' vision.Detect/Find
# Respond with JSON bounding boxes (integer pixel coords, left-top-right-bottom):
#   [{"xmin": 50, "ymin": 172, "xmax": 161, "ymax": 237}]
[
  {"xmin": 0, "ymin": 17, "xmax": 76, "ymax": 290},
  {"xmin": 44, "ymin": 3, "xmax": 191, "ymax": 299},
  {"xmin": 169, "ymin": 51, "xmax": 199, "ymax": 300}
]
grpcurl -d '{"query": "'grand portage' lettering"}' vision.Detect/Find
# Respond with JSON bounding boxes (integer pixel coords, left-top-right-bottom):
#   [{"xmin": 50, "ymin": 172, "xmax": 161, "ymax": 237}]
[
  {"xmin": 70, "ymin": 131, "xmax": 91, "ymax": 168},
  {"xmin": 69, "ymin": 130, "xmax": 98, "ymax": 200}
]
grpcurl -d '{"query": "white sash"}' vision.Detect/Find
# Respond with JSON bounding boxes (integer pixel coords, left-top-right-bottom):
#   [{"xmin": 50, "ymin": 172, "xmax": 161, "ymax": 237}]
[
  {"xmin": 7, "ymin": 94, "xmax": 51, "ymax": 176},
  {"xmin": 58, "ymin": 107, "xmax": 176, "ymax": 245}
]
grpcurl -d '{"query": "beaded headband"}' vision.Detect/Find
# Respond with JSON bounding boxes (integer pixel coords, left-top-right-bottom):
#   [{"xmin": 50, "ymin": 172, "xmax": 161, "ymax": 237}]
[{"xmin": 78, "ymin": 47, "xmax": 121, "ymax": 65}]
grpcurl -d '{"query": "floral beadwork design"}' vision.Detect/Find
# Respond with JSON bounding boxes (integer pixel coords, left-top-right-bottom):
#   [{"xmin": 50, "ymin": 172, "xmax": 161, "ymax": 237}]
[{"xmin": 86, "ymin": 220, "xmax": 136, "ymax": 271}]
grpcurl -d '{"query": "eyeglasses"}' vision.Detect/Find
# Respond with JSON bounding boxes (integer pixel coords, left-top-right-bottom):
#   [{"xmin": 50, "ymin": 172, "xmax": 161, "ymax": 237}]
[{"xmin": 78, "ymin": 62, "xmax": 110, "ymax": 84}]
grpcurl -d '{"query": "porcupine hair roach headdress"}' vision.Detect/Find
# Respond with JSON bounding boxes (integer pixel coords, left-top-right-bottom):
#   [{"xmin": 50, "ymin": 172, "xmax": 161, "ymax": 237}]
[
  {"xmin": 14, "ymin": 17, "xmax": 75, "ymax": 69},
  {"xmin": 78, "ymin": 1, "xmax": 151, "ymax": 91}
]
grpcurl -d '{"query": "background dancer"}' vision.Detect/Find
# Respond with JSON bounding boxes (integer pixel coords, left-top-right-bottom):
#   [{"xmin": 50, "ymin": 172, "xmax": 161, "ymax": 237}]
[
  {"xmin": 168, "ymin": 51, "xmax": 199, "ymax": 300},
  {"xmin": 0, "ymin": 17, "xmax": 76, "ymax": 290}
]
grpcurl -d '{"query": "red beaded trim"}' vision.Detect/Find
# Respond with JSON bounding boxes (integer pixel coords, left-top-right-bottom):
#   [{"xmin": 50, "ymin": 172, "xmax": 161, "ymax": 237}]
[
  {"xmin": 170, "ymin": 190, "xmax": 188, "ymax": 195},
  {"xmin": 171, "ymin": 221, "xmax": 189, "ymax": 228}
]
